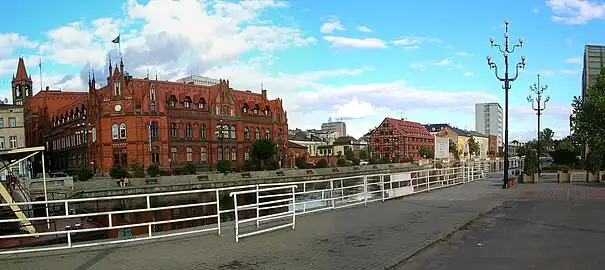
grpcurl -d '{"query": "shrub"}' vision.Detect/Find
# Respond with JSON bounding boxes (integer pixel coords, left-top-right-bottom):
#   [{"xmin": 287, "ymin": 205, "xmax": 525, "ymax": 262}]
[
  {"xmin": 109, "ymin": 166, "xmax": 129, "ymax": 179},
  {"xmin": 184, "ymin": 162, "xmax": 197, "ymax": 175},
  {"xmin": 295, "ymin": 157, "xmax": 307, "ymax": 169},
  {"xmin": 315, "ymin": 159, "xmax": 329, "ymax": 168},
  {"xmin": 130, "ymin": 162, "xmax": 145, "ymax": 178},
  {"xmin": 147, "ymin": 163, "xmax": 159, "ymax": 177},
  {"xmin": 217, "ymin": 161, "xmax": 232, "ymax": 174},
  {"xmin": 77, "ymin": 167, "xmax": 94, "ymax": 181}
]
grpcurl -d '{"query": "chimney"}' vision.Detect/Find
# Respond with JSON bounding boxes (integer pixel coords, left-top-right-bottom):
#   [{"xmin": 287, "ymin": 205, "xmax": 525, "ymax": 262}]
[
  {"xmin": 45, "ymin": 86, "xmax": 49, "ymax": 91},
  {"xmin": 262, "ymin": 89, "xmax": 267, "ymax": 99}
]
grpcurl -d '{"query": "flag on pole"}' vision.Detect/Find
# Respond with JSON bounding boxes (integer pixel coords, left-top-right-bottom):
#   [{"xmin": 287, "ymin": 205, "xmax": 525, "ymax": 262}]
[{"xmin": 111, "ymin": 35, "xmax": 120, "ymax": 44}]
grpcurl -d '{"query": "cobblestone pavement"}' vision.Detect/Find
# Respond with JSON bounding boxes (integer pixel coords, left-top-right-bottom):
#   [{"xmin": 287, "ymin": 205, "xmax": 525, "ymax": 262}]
[
  {"xmin": 1, "ymin": 175, "xmax": 511, "ymax": 270},
  {"xmin": 400, "ymin": 179, "xmax": 605, "ymax": 270}
]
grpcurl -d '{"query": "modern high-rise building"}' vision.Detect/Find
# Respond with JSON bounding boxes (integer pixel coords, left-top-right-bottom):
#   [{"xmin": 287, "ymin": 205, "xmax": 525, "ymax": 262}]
[
  {"xmin": 582, "ymin": 45, "xmax": 605, "ymax": 100},
  {"xmin": 321, "ymin": 120, "xmax": 346, "ymax": 136},
  {"xmin": 475, "ymin": 102, "xmax": 503, "ymax": 147}
]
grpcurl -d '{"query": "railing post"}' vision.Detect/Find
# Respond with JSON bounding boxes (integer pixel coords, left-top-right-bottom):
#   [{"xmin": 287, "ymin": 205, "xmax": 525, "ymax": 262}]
[
  {"xmin": 255, "ymin": 184, "xmax": 260, "ymax": 228},
  {"xmin": 363, "ymin": 175, "xmax": 368, "ymax": 207},
  {"xmin": 67, "ymin": 231, "xmax": 72, "ymax": 247},
  {"xmin": 330, "ymin": 180, "xmax": 335, "ymax": 208},
  {"xmin": 303, "ymin": 182, "xmax": 307, "ymax": 213},
  {"xmin": 291, "ymin": 186, "xmax": 296, "ymax": 230},
  {"xmin": 146, "ymin": 195, "xmax": 152, "ymax": 237},
  {"xmin": 108, "ymin": 213, "xmax": 113, "ymax": 228},
  {"xmin": 381, "ymin": 175, "xmax": 385, "ymax": 202},
  {"xmin": 216, "ymin": 189, "xmax": 221, "ymax": 235},
  {"xmin": 233, "ymin": 193, "xmax": 240, "ymax": 243}
]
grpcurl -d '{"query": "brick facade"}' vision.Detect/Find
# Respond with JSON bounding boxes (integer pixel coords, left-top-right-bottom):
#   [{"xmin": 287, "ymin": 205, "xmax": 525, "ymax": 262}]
[
  {"xmin": 370, "ymin": 118, "xmax": 434, "ymax": 161},
  {"xmin": 21, "ymin": 58, "xmax": 289, "ymax": 174}
]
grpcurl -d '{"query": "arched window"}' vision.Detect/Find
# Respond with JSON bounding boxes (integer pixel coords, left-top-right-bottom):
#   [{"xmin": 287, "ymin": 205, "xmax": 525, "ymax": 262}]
[
  {"xmin": 242, "ymin": 103, "xmax": 249, "ymax": 113},
  {"xmin": 223, "ymin": 105, "xmax": 228, "ymax": 114},
  {"xmin": 264, "ymin": 106, "xmax": 270, "ymax": 115},
  {"xmin": 265, "ymin": 128, "xmax": 271, "ymax": 140},
  {"xmin": 92, "ymin": 127, "xmax": 97, "ymax": 142},
  {"xmin": 200, "ymin": 124, "xmax": 207, "ymax": 139},
  {"xmin": 244, "ymin": 127, "xmax": 250, "ymax": 140},
  {"xmin": 229, "ymin": 125, "xmax": 236, "ymax": 139},
  {"xmin": 224, "ymin": 147, "xmax": 230, "ymax": 162},
  {"xmin": 186, "ymin": 124, "xmax": 193, "ymax": 138},
  {"xmin": 114, "ymin": 82, "xmax": 121, "ymax": 96},
  {"xmin": 278, "ymin": 128, "xmax": 283, "ymax": 141},
  {"xmin": 150, "ymin": 102, "xmax": 156, "ymax": 112},
  {"xmin": 186, "ymin": 147, "xmax": 193, "ymax": 162},
  {"xmin": 151, "ymin": 122, "xmax": 159, "ymax": 138},
  {"xmin": 198, "ymin": 98, "xmax": 206, "ymax": 109},
  {"xmin": 218, "ymin": 147, "xmax": 223, "ymax": 161},
  {"xmin": 171, "ymin": 123, "xmax": 178, "ymax": 137},
  {"xmin": 244, "ymin": 147, "xmax": 250, "ymax": 160},
  {"xmin": 171, "ymin": 147, "xmax": 178, "ymax": 163},
  {"xmin": 183, "ymin": 96, "xmax": 192, "ymax": 108},
  {"xmin": 201, "ymin": 147, "xmax": 207, "ymax": 162},
  {"xmin": 231, "ymin": 147, "xmax": 237, "ymax": 161},
  {"xmin": 254, "ymin": 127, "xmax": 260, "ymax": 140},
  {"xmin": 120, "ymin": 123, "xmax": 127, "ymax": 139},
  {"xmin": 253, "ymin": 105, "xmax": 259, "ymax": 114},
  {"xmin": 149, "ymin": 84, "xmax": 156, "ymax": 101},
  {"xmin": 152, "ymin": 147, "xmax": 160, "ymax": 163},
  {"xmin": 112, "ymin": 124, "xmax": 119, "ymax": 139}
]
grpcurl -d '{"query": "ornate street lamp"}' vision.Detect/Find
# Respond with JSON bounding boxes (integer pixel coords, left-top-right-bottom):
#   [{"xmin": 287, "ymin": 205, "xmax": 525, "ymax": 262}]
[
  {"xmin": 487, "ymin": 19, "xmax": 526, "ymax": 189},
  {"xmin": 527, "ymin": 73, "xmax": 549, "ymax": 175}
]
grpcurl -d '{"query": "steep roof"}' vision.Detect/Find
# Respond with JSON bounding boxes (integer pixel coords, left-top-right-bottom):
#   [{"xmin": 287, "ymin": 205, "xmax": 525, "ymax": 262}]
[
  {"xmin": 448, "ymin": 126, "xmax": 470, "ymax": 136},
  {"xmin": 288, "ymin": 141, "xmax": 307, "ymax": 149},
  {"xmin": 385, "ymin": 118, "xmax": 433, "ymax": 139},
  {"xmin": 333, "ymin": 136, "xmax": 357, "ymax": 145},
  {"xmin": 467, "ymin": 130, "xmax": 488, "ymax": 137},
  {"xmin": 423, "ymin": 123, "xmax": 450, "ymax": 133},
  {"xmin": 14, "ymin": 57, "xmax": 30, "ymax": 81}
]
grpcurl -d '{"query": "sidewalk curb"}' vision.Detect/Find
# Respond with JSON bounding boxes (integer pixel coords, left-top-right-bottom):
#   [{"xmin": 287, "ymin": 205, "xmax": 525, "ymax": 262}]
[{"xmin": 383, "ymin": 200, "xmax": 505, "ymax": 269}]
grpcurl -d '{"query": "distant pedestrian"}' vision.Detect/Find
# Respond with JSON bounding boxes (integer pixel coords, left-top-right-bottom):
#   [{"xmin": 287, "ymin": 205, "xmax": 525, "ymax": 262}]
[
  {"xmin": 119, "ymin": 177, "xmax": 125, "ymax": 187},
  {"xmin": 125, "ymin": 177, "xmax": 130, "ymax": 187}
]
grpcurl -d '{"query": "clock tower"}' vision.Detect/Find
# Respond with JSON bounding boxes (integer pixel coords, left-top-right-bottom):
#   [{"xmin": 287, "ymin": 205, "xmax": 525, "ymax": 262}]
[{"xmin": 11, "ymin": 57, "xmax": 33, "ymax": 106}]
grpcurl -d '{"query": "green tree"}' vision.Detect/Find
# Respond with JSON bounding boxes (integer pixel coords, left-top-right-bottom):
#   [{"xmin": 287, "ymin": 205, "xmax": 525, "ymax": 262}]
[
  {"xmin": 130, "ymin": 162, "xmax": 145, "ymax": 178},
  {"xmin": 295, "ymin": 157, "xmax": 307, "ymax": 169},
  {"xmin": 419, "ymin": 146, "xmax": 434, "ymax": 159},
  {"xmin": 77, "ymin": 167, "xmax": 94, "ymax": 181},
  {"xmin": 359, "ymin": 146, "xmax": 371, "ymax": 160},
  {"xmin": 147, "ymin": 163, "xmax": 159, "ymax": 177},
  {"xmin": 449, "ymin": 140, "xmax": 459, "ymax": 159},
  {"xmin": 467, "ymin": 137, "xmax": 480, "ymax": 157},
  {"xmin": 252, "ymin": 139, "xmax": 277, "ymax": 169},
  {"xmin": 315, "ymin": 158, "xmax": 329, "ymax": 168},
  {"xmin": 344, "ymin": 148, "xmax": 355, "ymax": 160},
  {"xmin": 539, "ymin": 128, "xmax": 555, "ymax": 151},
  {"xmin": 217, "ymin": 161, "xmax": 232, "ymax": 174},
  {"xmin": 184, "ymin": 162, "xmax": 197, "ymax": 175},
  {"xmin": 571, "ymin": 69, "xmax": 605, "ymax": 172}
]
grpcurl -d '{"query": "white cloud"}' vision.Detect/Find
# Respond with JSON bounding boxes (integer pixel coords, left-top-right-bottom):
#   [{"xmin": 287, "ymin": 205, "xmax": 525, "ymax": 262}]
[
  {"xmin": 546, "ymin": 0, "xmax": 605, "ymax": 24},
  {"xmin": 565, "ymin": 57, "xmax": 582, "ymax": 63},
  {"xmin": 392, "ymin": 36, "xmax": 442, "ymax": 46},
  {"xmin": 0, "ymin": 33, "xmax": 38, "ymax": 57},
  {"xmin": 356, "ymin": 26, "xmax": 372, "ymax": 32},
  {"xmin": 411, "ymin": 58, "xmax": 452, "ymax": 68},
  {"xmin": 464, "ymin": 72, "xmax": 473, "ymax": 77},
  {"xmin": 323, "ymin": 36, "xmax": 388, "ymax": 49},
  {"xmin": 320, "ymin": 16, "xmax": 345, "ymax": 34},
  {"xmin": 332, "ymin": 97, "xmax": 376, "ymax": 119},
  {"xmin": 533, "ymin": 8, "xmax": 540, "ymax": 13}
]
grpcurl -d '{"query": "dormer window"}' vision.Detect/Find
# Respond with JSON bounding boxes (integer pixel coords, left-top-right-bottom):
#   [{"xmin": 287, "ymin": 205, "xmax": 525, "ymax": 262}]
[
  {"xmin": 198, "ymin": 99, "xmax": 206, "ymax": 109},
  {"xmin": 183, "ymin": 96, "xmax": 191, "ymax": 108},
  {"xmin": 264, "ymin": 106, "xmax": 270, "ymax": 115},
  {"xmin": 114, "ymin": 82, "xmax": 121, "ymax": 96},
  {"xmin": 253, "ymin": 105, "xmax": 259, "ymax": 114},
  {"xmin": 242, "ymin": 103, "xmax": 249, "ymax": 113},
  {"xmin": 168, "ymin": 95, "xmax": 176, "ymax": 107}
]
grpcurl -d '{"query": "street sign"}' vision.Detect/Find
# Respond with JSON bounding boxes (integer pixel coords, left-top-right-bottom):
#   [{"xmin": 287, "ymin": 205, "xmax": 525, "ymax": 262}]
[{"xmin": 434, "ymin": 136, "xmax": 450, "ymax": 159}]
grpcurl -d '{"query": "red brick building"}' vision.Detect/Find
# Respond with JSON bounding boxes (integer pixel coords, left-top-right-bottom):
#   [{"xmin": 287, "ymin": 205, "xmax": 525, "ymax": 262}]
[
  {"xmin": 488, "ymin": 135, "xmax": 498, "ymax": 157},
  {"xmin": 369, "ymin": 118, "xmax": 434, "ymax": 161},
  {"xmin": 19, "ymin": 58, "xmax": 289, "ymax": 174}
]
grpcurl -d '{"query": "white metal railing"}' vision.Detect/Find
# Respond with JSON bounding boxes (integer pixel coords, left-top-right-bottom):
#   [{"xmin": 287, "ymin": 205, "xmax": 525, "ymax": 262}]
[
  {"xmin": 0, "ymin": 162, "xmax": 493, "ymax": 254},
  {"xmin": 229, "ymin": 185, "xmax": 296, "ymax": 243}
]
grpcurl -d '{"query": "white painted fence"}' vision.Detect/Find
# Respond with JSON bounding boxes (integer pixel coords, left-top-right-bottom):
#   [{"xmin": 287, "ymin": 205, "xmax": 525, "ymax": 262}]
[{"xmin": 0, "ymin": 162, "xmax": 492, "ymax": 254}]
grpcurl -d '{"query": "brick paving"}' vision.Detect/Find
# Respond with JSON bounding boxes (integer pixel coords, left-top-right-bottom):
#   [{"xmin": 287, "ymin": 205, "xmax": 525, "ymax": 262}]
[{"xmin": 4, "ymin": 174, "xmax": 601, "ymax": 270}]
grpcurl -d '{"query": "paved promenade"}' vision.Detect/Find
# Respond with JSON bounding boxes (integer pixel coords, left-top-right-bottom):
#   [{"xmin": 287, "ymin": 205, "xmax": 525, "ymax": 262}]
[
  {"xmin": 4, "ymin": 173, "xmax": 601, "ymax": 270},
  {"xmin": 401, "ymin": 175, "xmax": 605, "ymax": 270}
]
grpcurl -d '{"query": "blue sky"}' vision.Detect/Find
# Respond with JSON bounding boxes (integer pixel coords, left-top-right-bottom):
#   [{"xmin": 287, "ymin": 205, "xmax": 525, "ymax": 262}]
[{"xmin": 0, "ymin": 0, "xmax": 601, "ymax": 140}]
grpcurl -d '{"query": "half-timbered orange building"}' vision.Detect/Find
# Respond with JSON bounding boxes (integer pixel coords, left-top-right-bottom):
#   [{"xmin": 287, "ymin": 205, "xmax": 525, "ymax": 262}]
[{"xmin": 19, "ymin": 57, "xmax": 288, "ymax": 174}]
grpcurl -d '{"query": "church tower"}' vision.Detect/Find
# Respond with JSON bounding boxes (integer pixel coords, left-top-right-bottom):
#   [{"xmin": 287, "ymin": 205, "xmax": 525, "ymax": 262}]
[{"xmin": 11, "ymin": 57, "xmax": 33, "ymax": 106}]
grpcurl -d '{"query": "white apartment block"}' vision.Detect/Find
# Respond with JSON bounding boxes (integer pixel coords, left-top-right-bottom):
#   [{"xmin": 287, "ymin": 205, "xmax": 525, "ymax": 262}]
[{"xmin": 475, "ymin": 103, "xmax": 503, "ymax": 147}]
